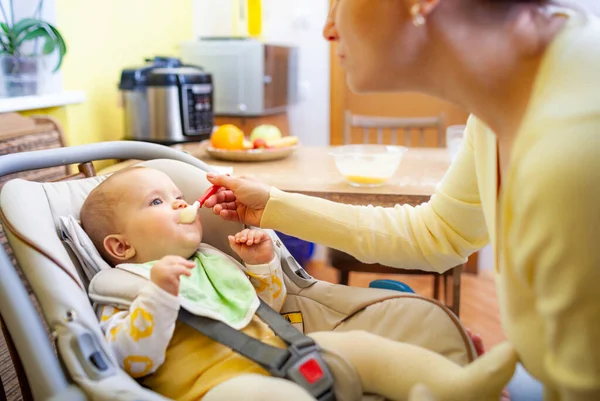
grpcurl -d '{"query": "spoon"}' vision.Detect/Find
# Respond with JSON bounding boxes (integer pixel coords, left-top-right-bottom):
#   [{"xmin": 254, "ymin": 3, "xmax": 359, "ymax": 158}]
[{"xmin": 179, "ymin": 184, "xmax": 221, "ymax": 223}]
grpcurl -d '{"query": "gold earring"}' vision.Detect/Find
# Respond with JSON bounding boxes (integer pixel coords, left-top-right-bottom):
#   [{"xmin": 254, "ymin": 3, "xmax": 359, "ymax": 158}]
[{"xmin": 411, "ymin": 4, "xmax": 426, "ymax": 27}]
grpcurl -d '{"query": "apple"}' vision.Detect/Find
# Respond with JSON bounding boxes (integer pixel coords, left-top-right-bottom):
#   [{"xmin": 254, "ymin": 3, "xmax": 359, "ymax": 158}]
[
  {"xmin": 250, "ymin": 124, "xmax": 282, "ymax": 143},
  {"xmin": 253, "ymin": 138, "xmax": 270, "ymax": 149}
]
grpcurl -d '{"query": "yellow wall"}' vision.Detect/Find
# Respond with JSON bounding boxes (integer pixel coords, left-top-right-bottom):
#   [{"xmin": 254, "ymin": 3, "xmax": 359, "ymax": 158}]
[{"xmin": 55, "ymin": 0, "xmax": 194, "ymax": 167}]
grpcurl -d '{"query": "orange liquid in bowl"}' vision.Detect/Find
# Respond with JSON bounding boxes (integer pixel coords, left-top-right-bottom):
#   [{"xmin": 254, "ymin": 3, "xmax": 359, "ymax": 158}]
[{"xmin": 344, "ymin": 175, "xmax": 388, "ymax": 186}]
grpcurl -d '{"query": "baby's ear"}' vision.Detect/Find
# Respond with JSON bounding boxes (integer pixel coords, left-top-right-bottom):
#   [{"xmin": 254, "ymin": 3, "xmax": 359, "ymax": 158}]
[{"xmin": 104, "ymin": 234, "xmax": 136, "ymax": 263}]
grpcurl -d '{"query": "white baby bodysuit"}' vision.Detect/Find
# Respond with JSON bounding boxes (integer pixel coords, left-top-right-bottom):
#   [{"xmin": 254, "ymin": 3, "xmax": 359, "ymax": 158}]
[{"xmin": 95, "ymin": 254, "xmax": 286, "ymax": 378}]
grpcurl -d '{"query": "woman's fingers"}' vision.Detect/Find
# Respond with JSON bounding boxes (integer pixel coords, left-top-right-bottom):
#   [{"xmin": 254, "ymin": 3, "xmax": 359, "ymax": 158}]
[
  {"xmin": 203, "ymin": 188, "xmax": 236, "ymax": 208},
  {"xmin": 206, "ymin": 173, "xmax": 240, "ymax": 190},
  {"xmin": 219, "ymin": 209, "xmax": 242, "ymax": 222},
  {"xmin": 220, "ymin": 201, "xmax": 238, "ymax": 211}
]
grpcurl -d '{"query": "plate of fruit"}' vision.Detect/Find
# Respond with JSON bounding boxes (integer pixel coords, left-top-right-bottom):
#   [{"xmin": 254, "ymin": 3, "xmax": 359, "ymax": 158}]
[{"xmin": 206, "ymin": 124, "xmax": 299, "ymax": 162}]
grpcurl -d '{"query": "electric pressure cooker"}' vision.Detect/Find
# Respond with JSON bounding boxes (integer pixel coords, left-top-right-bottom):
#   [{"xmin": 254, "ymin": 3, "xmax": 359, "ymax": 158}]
[{"xmin": 119, "ymin": 56, "xmax": 214, "ymax": 144}]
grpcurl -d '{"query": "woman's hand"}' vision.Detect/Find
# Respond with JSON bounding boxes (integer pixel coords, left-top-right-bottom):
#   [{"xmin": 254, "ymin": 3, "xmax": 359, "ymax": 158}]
[
  {"xmin": 203, "ymin": 173, "xmax": 271, "ymax": 227},
  {"xmin": 228, "ymin": 228, "xmax": 274, "ymax": 265}
]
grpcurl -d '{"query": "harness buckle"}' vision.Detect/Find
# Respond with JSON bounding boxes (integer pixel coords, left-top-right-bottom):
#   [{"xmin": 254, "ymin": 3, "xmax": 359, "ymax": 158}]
[{"xmin": 275, "ymin": 340, "xmax": 336, "ymax": 401}]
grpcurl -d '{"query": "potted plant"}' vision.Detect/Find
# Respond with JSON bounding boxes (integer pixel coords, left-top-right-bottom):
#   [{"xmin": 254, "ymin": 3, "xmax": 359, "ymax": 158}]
[{"xmin": 0, "ymin": 0, "xmax": 66, "ymax": 97}]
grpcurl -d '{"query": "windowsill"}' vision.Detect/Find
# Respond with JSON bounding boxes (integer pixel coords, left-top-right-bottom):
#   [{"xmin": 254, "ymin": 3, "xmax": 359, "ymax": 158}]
[{"xmin": 0, "ymin": 90, "xmax": 86, "ymax": 113}]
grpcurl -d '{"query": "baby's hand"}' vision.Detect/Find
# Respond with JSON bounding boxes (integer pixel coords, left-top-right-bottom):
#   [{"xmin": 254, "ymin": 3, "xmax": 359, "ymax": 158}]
[
  {"xmin": 150, "ymin": 256, "xmax": 195, "ymax": 296},
  {"xmin": 228, "ymin": 229, "xmax": 274, "ymax": 265}
]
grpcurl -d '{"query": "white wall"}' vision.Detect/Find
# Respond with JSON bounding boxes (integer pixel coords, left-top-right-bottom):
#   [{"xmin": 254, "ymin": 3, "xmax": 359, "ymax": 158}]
[
  {"xmin": 192, "ymin": 0, "xmax": 331, "ymax": 146},
  {"xmin": 576, "ymin": 0, "xmax": 600, "ymax": 14},
  {"xmin": 11, "ymin": 0, "xmax": 56, "ymax": 22}
]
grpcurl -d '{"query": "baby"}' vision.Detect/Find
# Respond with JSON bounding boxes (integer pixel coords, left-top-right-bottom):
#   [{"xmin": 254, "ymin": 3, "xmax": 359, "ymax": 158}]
[{"xmin": 81, "ymin": 166, "xmax": 517, "ymax": 401}]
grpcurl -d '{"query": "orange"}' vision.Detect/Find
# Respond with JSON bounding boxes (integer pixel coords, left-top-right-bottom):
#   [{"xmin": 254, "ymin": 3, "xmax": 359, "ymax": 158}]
[{"xmin": 210, "ymin": 124, "xmax": 245, "ymax": 150}]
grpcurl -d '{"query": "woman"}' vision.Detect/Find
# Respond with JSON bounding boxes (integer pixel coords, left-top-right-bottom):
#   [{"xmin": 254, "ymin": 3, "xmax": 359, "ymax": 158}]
[{"xmin": 204, "ymin": 0, "xmax": 600, "ymax": 399}]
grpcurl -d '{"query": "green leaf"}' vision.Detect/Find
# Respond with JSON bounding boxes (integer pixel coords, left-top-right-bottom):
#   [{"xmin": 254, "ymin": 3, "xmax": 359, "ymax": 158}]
[
  {"xmin": 8, "ymin": 18, "xmax": 67, "ymax": 71},
  {"xmin": 0, "ymin": 34, "xmax": 14, "ymax": 54},
  {"xmin": 0, "ymin": 38, "xmax": 9, "ymax": 53},
  {"xmin": 11, "ymin": 18, "xmax": 44, "ymax": 36},
  {"xmin": 0, "ymin": 22, "xmax": 16, "ymax": 54},
  {"xmin": 47, "ymin": 25, "xmax": 66, "ymax": 72},
  {"xmin": 15, "ymin": 21, "xmax": 53, "ymax": 44},
  {"xmin": 42, "ymin": 36, "xmax": 55, "ymax": 54},
  {"xmin": 16, "ymin": 26, "xmax": 56, "ymax": 56},
  {"xmin": 16, "ymin": 26, "xmax": 51, "ymax": 47}
]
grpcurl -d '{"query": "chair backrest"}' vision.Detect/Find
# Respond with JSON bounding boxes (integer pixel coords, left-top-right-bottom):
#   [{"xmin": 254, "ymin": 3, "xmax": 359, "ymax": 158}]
[{"xmin": 343, "ymin": 110, "xmax": 446, "ymax": 147}]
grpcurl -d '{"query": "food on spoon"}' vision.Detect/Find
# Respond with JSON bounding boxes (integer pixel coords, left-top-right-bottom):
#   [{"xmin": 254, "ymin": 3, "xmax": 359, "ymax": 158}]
[
  {"xmin": 179, "ymin": 184, "xmax": 223, "ymax": 223},
  {"xmin": 179, "ymin": 201, "xmax": 200, "ymax": 223},
  {"xmin": 250, "ymin": 124, "xmax": 282, "ymax": 142},
  {"xmin": 210, "ymin": 124, "xmax": 245, "ymax": 150}
]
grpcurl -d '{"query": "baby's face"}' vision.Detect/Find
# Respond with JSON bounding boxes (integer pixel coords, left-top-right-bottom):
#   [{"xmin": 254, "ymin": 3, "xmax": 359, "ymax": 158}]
[{"xmin": 111, "ymin": 168, "xmax": 203, "ymax": 263}]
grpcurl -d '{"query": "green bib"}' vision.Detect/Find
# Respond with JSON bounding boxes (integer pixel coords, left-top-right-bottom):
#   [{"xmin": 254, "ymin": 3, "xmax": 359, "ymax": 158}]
[{"xmin": 117, "ymin": 247, "xmax": 259, "ymax": 329}]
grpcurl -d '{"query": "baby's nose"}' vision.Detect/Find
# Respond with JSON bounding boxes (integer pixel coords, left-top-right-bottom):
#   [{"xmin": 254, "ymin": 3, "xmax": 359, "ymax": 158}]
[{"xmin": 173, "ymin": 199, "xmax": 188, "ymax": 210}]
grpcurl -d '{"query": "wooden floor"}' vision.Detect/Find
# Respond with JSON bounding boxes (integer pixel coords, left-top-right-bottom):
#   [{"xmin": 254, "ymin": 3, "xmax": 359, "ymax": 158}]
[{"xmin": 305, "ymin": 261, "xmax": 506, "ymax": 348}]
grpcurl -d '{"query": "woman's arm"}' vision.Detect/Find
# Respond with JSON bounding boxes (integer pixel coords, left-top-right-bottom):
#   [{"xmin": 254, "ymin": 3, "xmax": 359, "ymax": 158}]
[{"xmin": 261, "ymin": 117, "xmax": 489, "ymax": 273}]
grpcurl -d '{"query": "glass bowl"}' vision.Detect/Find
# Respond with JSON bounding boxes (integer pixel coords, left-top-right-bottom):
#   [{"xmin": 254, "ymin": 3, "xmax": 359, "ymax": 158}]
[{"xmin": 329, "ymin": 144, "xmax": 407, "ymax": 187}]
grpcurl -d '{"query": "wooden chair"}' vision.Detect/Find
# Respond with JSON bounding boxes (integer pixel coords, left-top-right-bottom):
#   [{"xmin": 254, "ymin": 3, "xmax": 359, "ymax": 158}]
[
  {"xmin": 328, "ymin": 111, "xmax": 462, "ymax": 316},
  {"xmin": 343, "ymin": 110, "xmax": 446, "ymax": 147}
]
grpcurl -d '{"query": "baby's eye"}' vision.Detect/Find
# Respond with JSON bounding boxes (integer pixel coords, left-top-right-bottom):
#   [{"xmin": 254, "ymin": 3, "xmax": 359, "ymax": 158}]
[{"xmin": 150, "ymin": 198, "xmax": 162, "ymax": 206}]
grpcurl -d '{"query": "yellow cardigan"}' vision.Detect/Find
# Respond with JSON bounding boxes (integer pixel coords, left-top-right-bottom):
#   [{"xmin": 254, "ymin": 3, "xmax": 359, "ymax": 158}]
[{"xmin": 261, "ymin": 9, "xmax": 600, "ymax": 401}]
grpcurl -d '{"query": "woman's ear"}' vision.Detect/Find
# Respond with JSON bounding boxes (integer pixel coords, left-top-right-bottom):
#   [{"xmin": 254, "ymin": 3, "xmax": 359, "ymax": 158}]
[{"xmin": 104, "ymin": 234, "xmax": 136, "ymax": 262}]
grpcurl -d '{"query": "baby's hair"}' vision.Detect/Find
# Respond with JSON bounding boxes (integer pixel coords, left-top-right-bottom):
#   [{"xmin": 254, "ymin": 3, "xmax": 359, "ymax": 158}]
[{"xmin": 80, "ymin": 166, "xmax": 146, "ymax": 265}]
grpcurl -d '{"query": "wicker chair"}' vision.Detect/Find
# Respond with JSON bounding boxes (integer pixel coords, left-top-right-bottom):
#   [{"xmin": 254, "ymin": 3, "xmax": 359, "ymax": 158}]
[
  {"xmin": 328, "ymin": 111, "xmax": 463, "ymax": 317},
  {"xmin": 0, "ymin": 113, "xmax": 97, "ymax": 401}
]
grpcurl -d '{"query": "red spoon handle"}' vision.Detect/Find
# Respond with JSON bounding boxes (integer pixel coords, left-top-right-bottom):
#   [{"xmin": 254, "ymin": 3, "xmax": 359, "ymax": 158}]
[
  {"xmin": 198, "ymin": 185, "xmax": 219, "ymax": 207},
  {"xmin": 198, "ymin": 173, "xmax": 229, "ymax": 207}
]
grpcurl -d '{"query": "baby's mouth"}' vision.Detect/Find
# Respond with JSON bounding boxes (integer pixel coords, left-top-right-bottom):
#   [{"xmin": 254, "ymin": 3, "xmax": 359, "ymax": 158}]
[{"xmin": 179, "ymin": 201, "xmax": 200, "ymax": 224}]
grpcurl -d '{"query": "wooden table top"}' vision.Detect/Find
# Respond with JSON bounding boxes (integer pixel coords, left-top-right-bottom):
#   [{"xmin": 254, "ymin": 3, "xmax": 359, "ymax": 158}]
[{"xmin": 104, "ymin": 141, "xmax": 452, "ymax": 207}]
